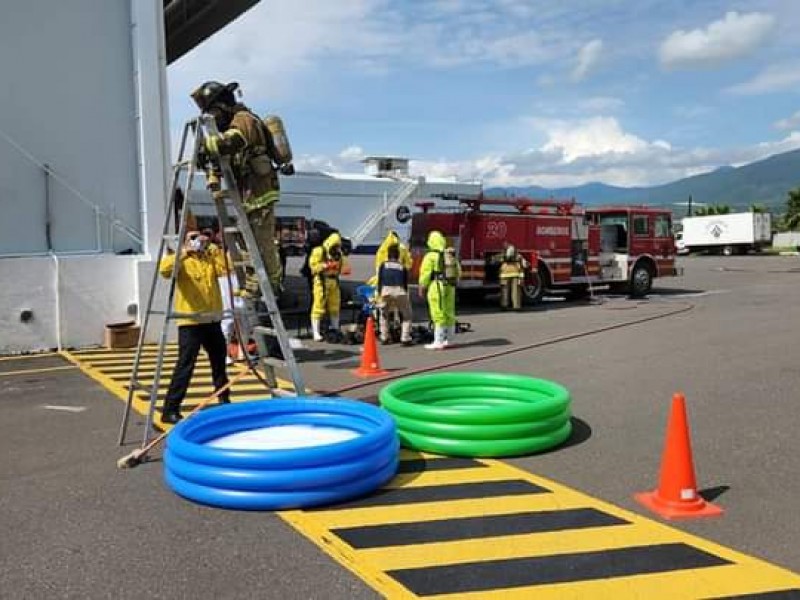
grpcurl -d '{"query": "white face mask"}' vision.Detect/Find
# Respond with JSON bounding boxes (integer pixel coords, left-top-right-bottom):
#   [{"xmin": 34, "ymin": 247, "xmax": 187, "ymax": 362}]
[{"xmin": 188, "ymin": 238, "xmax": 206, "ymax": 252}]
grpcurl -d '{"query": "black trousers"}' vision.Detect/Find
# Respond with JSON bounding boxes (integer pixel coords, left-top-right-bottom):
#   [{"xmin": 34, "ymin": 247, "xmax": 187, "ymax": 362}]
[{"xmin": 163, "ymin": 322, "xmax": 230, "ymax": 413}]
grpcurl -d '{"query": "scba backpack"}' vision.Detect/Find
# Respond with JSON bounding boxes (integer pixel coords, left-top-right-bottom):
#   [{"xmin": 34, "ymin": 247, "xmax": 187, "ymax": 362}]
[{"xmin": 438, "ymin": 249, "xmax": 459, "ymax": 284}]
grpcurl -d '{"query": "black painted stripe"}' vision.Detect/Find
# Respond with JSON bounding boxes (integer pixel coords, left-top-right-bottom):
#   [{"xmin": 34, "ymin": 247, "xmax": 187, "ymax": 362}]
[
  {"xmin": 387, "ymin": 543, "xmax": 730, "ymax": 596},
  {"xmin": 705, "ymin": 591, "xmax": 800, "ymax": 600},
  {"xmin": 334, "ymin": 507, "xmax": 628, "ymax": 549},
  {"xmin": 156, "ymin": 389, "xmax": 266, "ymax": 401},
  {"xmin": 315, "ymin": 480, "xmax": 549, "ymax": 510},
  {"xmin": 396, "ymin": 458, "xmax": 487, "ymax": 474}
]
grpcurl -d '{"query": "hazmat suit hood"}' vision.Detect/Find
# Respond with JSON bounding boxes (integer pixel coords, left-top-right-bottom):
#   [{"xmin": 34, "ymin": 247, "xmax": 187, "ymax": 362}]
[
  {"xmin": 426, "ymin": 231, "xmax": 446, "ymax": 252},
  {"xmin": 322, "ymin": 232, "xmax": 342, "ymax": 251}
]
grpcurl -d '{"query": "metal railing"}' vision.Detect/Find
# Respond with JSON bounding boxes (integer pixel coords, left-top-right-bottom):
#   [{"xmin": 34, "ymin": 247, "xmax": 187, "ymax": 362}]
[{"xmin": 349, "ymin": 177, "xmax": 420, "ymax": 249}]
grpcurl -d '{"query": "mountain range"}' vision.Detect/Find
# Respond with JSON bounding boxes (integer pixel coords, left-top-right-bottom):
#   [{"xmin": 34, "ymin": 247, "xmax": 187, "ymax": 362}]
[{"xmin": 485, "ymin": 148, "xmax": 800, "ymax": 213}]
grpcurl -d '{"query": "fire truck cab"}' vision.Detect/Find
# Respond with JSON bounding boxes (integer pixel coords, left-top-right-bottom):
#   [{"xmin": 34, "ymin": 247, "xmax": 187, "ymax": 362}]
[{"xmin": 409, "ymin": 196, "xmax": 680, "ymax": 303}]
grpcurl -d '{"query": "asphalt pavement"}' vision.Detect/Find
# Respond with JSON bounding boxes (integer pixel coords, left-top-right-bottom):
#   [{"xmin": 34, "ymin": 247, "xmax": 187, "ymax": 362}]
[{"xmin": 1, "ymin": 253, "xmax": 799, "ymax": 598}]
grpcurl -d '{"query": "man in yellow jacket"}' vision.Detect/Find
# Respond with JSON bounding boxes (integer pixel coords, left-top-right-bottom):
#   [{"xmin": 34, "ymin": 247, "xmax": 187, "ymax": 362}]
[
  {"xmin": 309, "ymin": 232, "xmax": 348, "ymax": 341},
  {"xmin": 158, "ymin": 230, "xmax": 231, "ymax": 424},
  {"xmin": 418, "ymin": 231, "xmax": 460, "ymax": 350}
]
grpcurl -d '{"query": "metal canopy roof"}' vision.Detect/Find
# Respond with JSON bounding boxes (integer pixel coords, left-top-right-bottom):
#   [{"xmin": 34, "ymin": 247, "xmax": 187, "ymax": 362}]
[{"xmin": 164, "ymin": 0, "xmax": 260, "ymax": 64}]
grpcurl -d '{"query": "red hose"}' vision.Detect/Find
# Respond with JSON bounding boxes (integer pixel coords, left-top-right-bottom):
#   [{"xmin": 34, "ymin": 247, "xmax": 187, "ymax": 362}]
[{"xmin": 322, "ymin": 300, "xmax": 694, "ymax": 396}]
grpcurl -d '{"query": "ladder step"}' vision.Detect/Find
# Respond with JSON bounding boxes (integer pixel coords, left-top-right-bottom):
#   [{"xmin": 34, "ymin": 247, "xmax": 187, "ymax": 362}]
[
  {"xmin": 127, "ymin": 381, "xmax": 156, "ymax": 396},
  {"xmin": 223, "ymin": 226, "xmax": 241, "ymax": 234},
  {"xmin": 260, "ymin": 356, "xmax": 287, "ymax": 369}
]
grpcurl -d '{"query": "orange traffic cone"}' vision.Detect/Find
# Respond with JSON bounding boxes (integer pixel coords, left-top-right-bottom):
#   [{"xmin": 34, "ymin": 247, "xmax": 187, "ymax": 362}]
[
  {"xmin": 353, "ymin": 316, "xmax": 388, "ymax": 378},
  {"xmin": 635, "ymin": 393, "xmax": 723, "ymax": 519}
]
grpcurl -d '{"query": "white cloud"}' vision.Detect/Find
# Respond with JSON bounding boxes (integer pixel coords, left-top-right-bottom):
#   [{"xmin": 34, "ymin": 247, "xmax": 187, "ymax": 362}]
[
  {"xmin": 659, "ymin": 11, "xmax": 775, "ymax": 70},
  {"xmin": 775, "ymin": 110, "xmax": 800, "ymax": 130},
  {"xmin": 338, "ymin": 146, "xmax": 367, "ymax": 161},
  {"xmin": 533, "ymin": 117, "xmax": 650, "ymax": 161},
  {"xmin": 168, "ymin": 0, "xmax": 395, "ymax": 115},
  {"xmin": 727, "ymin": 63, "xmax": 800, "ymax": 95},
  {"xmin": 355, "ymin": 118, "xmax": 800, "ymax": 187},
  {"xmin": 571, "ymin": 39, "xmax": 604, "ymax": 82}
]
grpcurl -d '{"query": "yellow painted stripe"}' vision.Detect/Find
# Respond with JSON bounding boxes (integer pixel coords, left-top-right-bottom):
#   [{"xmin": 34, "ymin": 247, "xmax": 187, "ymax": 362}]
[
  {"xmin": 59, "ymin": 350, "xmax": 279, "ymax": 427},
  {"xmin": 0, "ymin": 365, "xmax": 78, "ymax": 377},
  {"xmin": 285, "ymin": 458, "xmax": 800, "ymax": 598},
  {"xmin": 358, "ymin": 523, "xmax": 683, "ymax": 570},
  {"xmin": 280, "ymin": 511, "xmax": 419, "ymax": 600},
  {"xmin": 302, "ymin": 494, "xmax": 588, "ymax": 529},
  {"xmin": 427, "ymin": 563, "xmax": 800, "ymax": 600}
]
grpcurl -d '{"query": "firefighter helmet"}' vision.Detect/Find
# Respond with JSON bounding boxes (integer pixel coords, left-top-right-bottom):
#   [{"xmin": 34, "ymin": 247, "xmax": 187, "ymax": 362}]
[{"xmin": 190, "ymin": 81, "xmax": 239, "ymax": 112}]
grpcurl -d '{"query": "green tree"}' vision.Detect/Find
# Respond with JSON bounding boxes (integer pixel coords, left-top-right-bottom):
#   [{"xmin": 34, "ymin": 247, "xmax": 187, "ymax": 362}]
[
  {"xmin": 749, "ymin": 203, "xmax": 767, "ymax": 213},
  {"xmin": 786, "ymin": 187, "xmax": 800, "ymax": 230},
  {"xmin": 694, "ymin": 204, "xmax": 731, "ymax": 216},
  {"xmin": 712, "ymin": 204, "xmax": 731, "ymax": 215}
]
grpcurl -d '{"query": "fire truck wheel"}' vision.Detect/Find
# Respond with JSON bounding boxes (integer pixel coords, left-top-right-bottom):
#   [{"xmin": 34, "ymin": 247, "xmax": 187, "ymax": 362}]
[
  {"xmin": 522, "ymin": 270, "xmax": 545, "ymax": 305},
  {"xmin": 629, "ymin": 262, "xmax": 653, "ymax": 297},
  {"xmin": 379, "ymin": 372, "xmax": 572, "ymax": 457}
]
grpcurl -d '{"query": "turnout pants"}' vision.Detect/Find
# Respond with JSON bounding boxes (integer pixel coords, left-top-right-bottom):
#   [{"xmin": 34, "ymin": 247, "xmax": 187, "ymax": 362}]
[
  {"xmin": 163, "ymin": 322, "xmax": 230, "ymax": 413},
  {"xmin": 246, "ymin": 205, "xmax": 282, "ymax": 291},
  {"xmin": 500, "ymin": 276, "xmax": 523, "ymax": 310}
]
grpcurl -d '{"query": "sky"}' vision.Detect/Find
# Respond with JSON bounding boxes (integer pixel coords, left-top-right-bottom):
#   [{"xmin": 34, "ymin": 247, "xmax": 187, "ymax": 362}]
[{"xmin": 167, "ymin": 0, "xmax": 800, "ymax": 189}]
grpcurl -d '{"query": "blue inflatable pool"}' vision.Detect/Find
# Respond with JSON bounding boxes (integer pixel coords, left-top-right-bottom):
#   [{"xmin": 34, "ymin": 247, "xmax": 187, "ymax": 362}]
[{"xmin": 163, "ymin": 397, "xmax": 399, "ymax": 511}]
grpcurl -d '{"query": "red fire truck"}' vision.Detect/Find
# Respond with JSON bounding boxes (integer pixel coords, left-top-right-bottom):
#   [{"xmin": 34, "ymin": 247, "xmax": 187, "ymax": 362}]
[{"xmin": 409, "ymin": 196, "xmax": 680, "ymax": 302}]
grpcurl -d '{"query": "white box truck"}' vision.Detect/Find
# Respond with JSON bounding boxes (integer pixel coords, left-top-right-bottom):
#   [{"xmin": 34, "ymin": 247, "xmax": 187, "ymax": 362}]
[{"xmin": 676, "ymin": 212, "xmax": 772, "ymax": 256}]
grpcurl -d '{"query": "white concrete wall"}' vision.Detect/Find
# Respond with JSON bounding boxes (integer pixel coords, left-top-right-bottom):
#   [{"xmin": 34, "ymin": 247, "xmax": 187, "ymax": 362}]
[
  {"xmin": 0, "ymin": 0, "xmax": 172, "ymax": 352},
  {"xmin": 773, "ymin": 232, "xmax": 800, "ymax": 248},
  {"xmin": 0, "ymin": 256, "xmax": 140, "ymax": 353},
  {"xmin": 0, "ymin": 0, "xmax": 144, "ymax": 255}
]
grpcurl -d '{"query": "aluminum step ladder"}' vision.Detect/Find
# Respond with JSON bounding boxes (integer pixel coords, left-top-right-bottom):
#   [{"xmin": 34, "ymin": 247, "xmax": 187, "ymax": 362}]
[{"xmin": 117, "ymin": 115, "xmax": 305, "ymax": 447}]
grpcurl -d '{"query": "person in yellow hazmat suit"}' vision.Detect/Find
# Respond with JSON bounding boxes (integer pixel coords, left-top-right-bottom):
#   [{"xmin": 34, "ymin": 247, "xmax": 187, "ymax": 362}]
[
  {"xmin": 418, "ymin": 231, "xmax": 460, "ymax": 350},
  {"xmin": 367, "ymin": 230, "xmax": 412, "ymax": 287},
  {"xmin": 190, "ymin": 81, "xmax": 294, "ymax": 294},
  {"xmin": 309, "ymin": 232, "xmax": 348, "ymax": 341}
]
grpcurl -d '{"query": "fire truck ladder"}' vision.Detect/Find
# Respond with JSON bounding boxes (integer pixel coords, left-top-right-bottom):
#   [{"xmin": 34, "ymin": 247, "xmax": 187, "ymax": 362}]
[
  {"xmin": 349, "ymin": 177, "xmax": 421, "ymax": 249},
  {"xmin": 117, "ymin": 114, "xmax": 305, "ymax": 447}
]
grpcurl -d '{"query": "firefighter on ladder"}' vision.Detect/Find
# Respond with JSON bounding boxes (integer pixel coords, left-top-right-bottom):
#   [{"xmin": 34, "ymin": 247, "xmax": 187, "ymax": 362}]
[
  {"xmin": 418, "ymin": 231, "xmax": 460, "ymax": 350},
  {"xmin": 190, "ymin": 81, "xmax": 294, "ymax": 296},
  {"xmin": 498, "ymin": 243, "xmax": 529, "ymax": 311},
  {"xmin": 309, "ymin": 232, "xmax": 348, "ymax": 341}
]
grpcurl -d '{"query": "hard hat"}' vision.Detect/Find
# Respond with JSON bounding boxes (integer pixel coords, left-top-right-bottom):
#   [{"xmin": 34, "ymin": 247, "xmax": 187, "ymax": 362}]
[
  {"xmin": 505, "ymin": 244, "xmax": 516, "ymax": 259},
  {"xmin": 190, "ymin": 81, "xmax": 239, "ymax": 112}
]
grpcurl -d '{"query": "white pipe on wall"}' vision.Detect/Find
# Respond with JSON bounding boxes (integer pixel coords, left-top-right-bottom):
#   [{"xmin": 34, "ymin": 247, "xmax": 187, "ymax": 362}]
[
  {"xmin": 50, "ymin": 253, "xmax": 63, "ymax": 351},
  {"xmin": 131, "ymin": 0, "xmax": 170, "ymax": 260}
]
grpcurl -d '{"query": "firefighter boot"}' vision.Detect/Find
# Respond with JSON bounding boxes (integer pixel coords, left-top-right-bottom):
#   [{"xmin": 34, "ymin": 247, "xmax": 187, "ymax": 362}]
[
  {"xmin": 330, "ymin": 314, "xmax": 341, "ymax": 332},
  {"xmin": 311, "ymin": 319, "xmax": 323, "ymax": 342},
  {"xmin": 424, "ymin": 326, "xmax": 446, "ymax": 350},
  {"xmin": 400, "ymin": 321, "xmax": 413, "ymax": 346}
]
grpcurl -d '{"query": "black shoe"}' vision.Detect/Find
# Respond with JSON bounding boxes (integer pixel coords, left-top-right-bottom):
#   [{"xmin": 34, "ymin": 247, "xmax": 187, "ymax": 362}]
[{"xmin": 160, "ymin": 411, "xmax": 183, "ymax": 424}]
